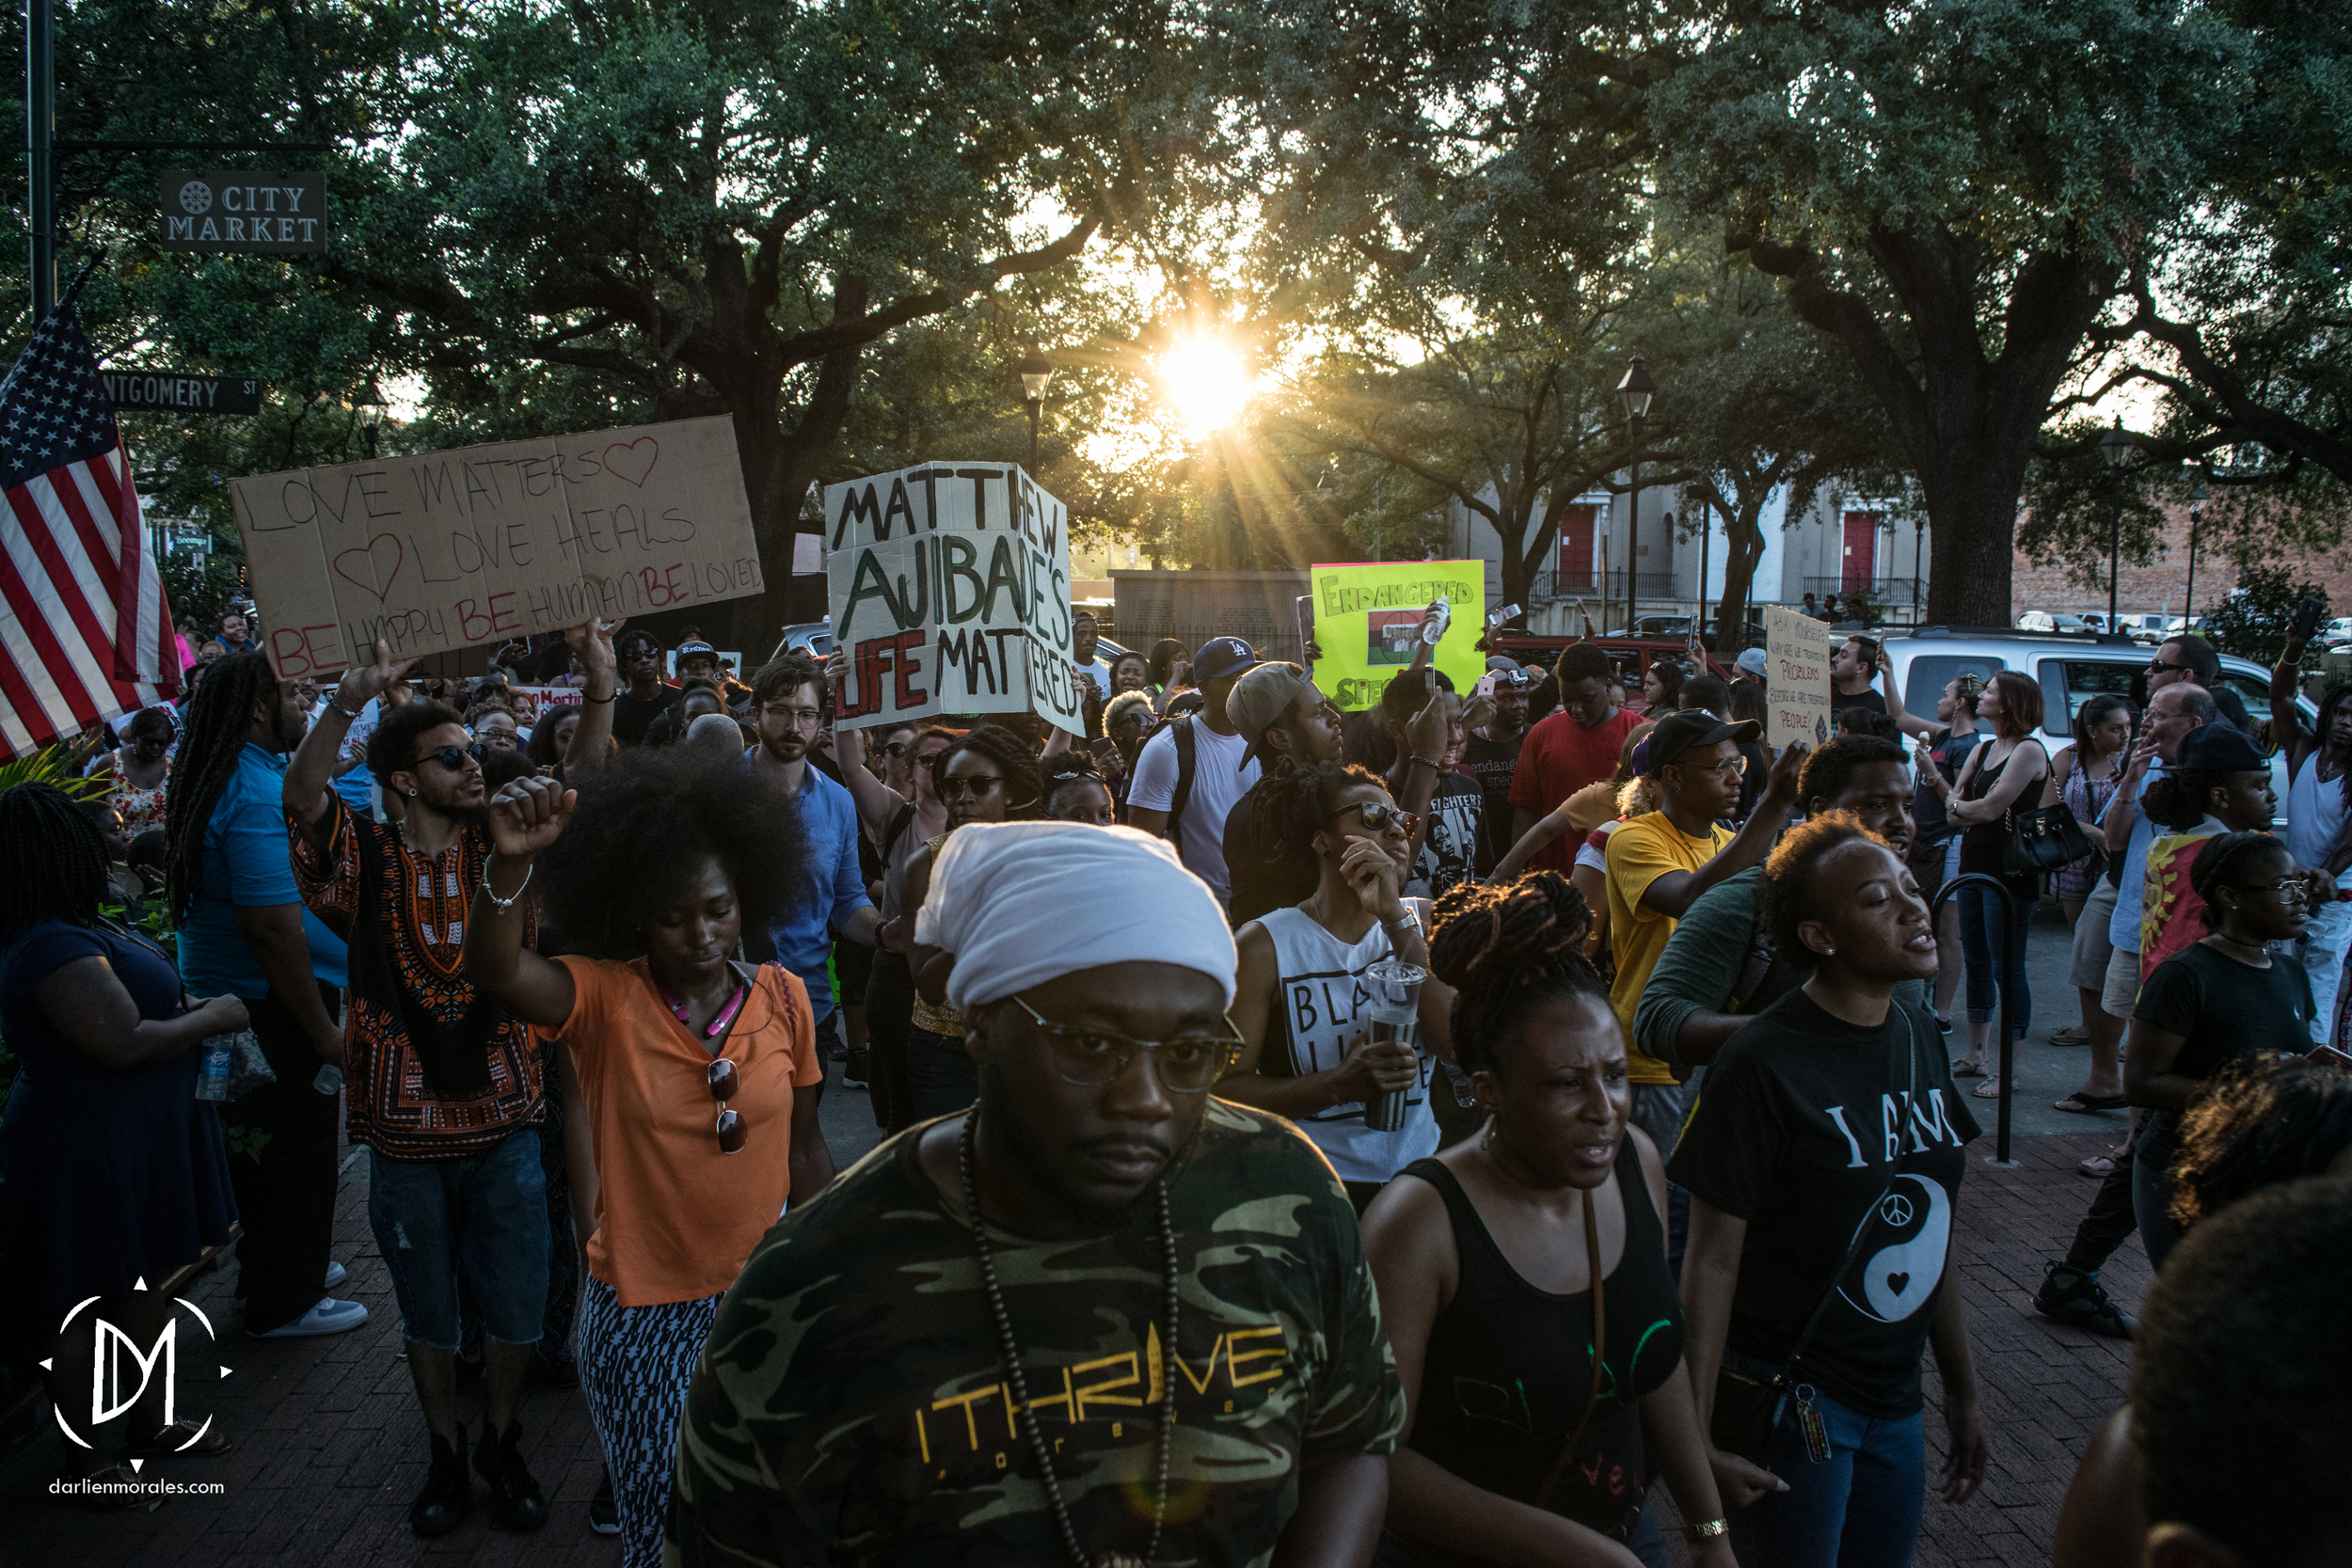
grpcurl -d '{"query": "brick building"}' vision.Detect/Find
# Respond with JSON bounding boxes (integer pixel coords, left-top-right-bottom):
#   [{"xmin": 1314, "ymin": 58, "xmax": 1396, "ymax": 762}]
[{"xmin": 2012, "ymin": 500, "xmax": 2352, "ymax": 625}]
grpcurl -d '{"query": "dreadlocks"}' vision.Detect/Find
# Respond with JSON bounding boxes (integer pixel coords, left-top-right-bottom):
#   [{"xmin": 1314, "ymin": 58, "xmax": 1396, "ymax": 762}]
[
  {"xmin": 1426, "ymin": 871, "xmax": 1602, "ymax": 1078},
  {"xmin": 0, "ymin": 782, "xmax": 110, "ymax": 939},
  {"xmin": 165, "ymin": 650, "xmax": 284, "ymax": 919}
]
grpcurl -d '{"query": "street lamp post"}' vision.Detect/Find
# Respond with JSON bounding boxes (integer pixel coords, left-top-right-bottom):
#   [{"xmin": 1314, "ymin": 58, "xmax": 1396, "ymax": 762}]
[
  {"xmin": 2183, "ymin": 482, "xmax": 2208, "ymax": 632},
  {"xmin": 1617, "ymin": 353, "xmax": 1656, "ymax": 635},
  {"xmin": 2098, "ymin": 420, "xmax": 2137, "ymax": 631},
  {"xmin": 357, "ymin": 380, "xmax": 389, "ymax": 460},
  {"xmin": 1018, "ymin": 343, "xmax": 1054, "ymax": 472}
]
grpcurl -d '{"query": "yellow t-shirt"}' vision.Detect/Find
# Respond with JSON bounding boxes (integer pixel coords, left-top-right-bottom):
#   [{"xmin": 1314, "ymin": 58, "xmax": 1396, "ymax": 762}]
[{"xmin": 1605, "ymin": 813, "xmax": 1735, "ymax": 1085}]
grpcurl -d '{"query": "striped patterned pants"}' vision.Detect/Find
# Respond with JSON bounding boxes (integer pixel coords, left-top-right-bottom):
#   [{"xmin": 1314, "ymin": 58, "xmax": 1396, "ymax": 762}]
[{"xmin": 577, "ymin": 1274, "xmax": 723, "ymax": 1568}]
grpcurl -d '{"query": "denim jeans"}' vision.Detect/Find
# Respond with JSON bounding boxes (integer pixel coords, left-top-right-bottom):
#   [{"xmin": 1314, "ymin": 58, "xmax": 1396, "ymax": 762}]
[
  {"xmin": 905, "ymin": 1025, "xmax": 979, "ymax": 1122},
  {"xmin": 2133, "ymin": 1117, "xmax": 2184, "ymax": 1272},
  {"xmin": 1630, "ymin": 1080, "xmax": 1695, "ymax": 1278},
  {"xmin": 2297, "ymin": 881, "xmax": 2352, "ymax": 1046},
  {"xmin": 367, "ymin": 1128, "xmax": 549, "ymax": 1350},
  {"xmin": 1722, "ymin": 1351, "xmax": 1927, "ymax": 1568},
  {"xmin": 1958, "ymin": 883, "xmax": 2032, "ymax": 1037}
]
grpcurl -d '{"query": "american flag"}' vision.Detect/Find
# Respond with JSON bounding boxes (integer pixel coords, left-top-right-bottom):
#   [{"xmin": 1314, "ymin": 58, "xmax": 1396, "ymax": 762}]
[{"xmin": 0, "ymin": 303, "xmax": 179, "ymax": 758}]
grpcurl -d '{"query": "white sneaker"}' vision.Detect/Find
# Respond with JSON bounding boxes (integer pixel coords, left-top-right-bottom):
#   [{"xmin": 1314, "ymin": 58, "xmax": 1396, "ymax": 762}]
[
  {"xmin": 323, "ymin": 1260, "xmax": 348, "ymax": 1290},
  {"xmin": 250, "ymin": 1296, "xmax": 370, "ymax": 1338}
]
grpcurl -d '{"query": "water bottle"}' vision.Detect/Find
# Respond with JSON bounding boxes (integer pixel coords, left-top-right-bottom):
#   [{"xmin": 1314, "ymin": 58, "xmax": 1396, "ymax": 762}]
[
  {"xmin": 313, "ymin": 1062, "xmax": 343, "ymax": 1097},
  {"xmin": 1421, "ymin": 595, "xmax": 1451, "ymax": 646},
  {"xmin": 195, "ymin": 1036, "xmax": 232, "ymax": 1101}
]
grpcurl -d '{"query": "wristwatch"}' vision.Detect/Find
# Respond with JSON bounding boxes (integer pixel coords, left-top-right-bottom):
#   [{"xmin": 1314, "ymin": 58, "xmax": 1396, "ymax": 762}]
[
  {"xmin": 1382, "ymin": 909, "xmax": 1422, "ymax": 941},
  {"xmin": 1686, "ymin": 1518, "xmax": 1729, "ymax": 1542}
]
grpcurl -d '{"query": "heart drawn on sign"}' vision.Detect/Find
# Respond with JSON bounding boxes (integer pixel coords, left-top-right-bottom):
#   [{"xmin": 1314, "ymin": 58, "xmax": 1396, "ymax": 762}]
[
  {"xmin": 603, "ymin": 436, "xmax": 660, "ymax": 487},
  {"xmin": 333, "ymin": 533, "xmax": 405, "ymax": 604}
]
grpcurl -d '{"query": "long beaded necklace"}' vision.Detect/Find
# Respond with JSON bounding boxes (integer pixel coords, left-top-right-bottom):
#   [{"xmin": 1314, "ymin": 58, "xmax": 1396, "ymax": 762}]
[{"xmin": 959, "ymin": 1106, "xmax": 1179, "ymax": 1568}]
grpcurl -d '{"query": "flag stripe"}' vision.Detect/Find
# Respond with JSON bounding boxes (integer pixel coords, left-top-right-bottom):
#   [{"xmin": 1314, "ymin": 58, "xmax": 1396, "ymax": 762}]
[
  {"xmin": 0, "ymin": 523, "xmax": 104, "ymax": 736},
  {"xmin": 7, "ymin": 480, "xmax": 124, "ymax": 721}
]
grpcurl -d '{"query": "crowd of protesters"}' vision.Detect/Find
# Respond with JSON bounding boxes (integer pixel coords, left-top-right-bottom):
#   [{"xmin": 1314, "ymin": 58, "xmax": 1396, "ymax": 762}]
[{"xmin": 3, "ymin": 597, "xmax": 2347, "ymax": 1568}]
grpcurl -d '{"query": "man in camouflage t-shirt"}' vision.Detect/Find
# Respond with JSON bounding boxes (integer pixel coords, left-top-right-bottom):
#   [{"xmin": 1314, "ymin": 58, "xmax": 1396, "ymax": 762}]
[{"xmin": 666, "ymin": 823, "xmax": 1405, "ymax": 1568}]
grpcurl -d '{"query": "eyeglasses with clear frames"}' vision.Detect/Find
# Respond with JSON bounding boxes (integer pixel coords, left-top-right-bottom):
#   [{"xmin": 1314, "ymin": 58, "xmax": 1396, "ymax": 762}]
[
  {"xmin": 2231, "ymin": 878, "xmax": 2309, "ymax": 902},
  {"xmin": 1003, "ymin": 994, "xmax": 1242, "ymax": 1093}
]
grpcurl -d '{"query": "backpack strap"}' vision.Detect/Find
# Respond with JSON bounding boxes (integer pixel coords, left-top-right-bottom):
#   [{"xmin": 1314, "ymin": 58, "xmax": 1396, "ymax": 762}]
[{"xmin": 1165, "ymin": 716, "xmax": 1198, "ymax": 842}]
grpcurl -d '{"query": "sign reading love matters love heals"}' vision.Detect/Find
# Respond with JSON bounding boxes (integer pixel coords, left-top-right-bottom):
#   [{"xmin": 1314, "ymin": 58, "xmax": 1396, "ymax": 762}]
[
  {"xmin": 824, "ymin": 463, "xmax": 1082, "ymax": 736},
  {"xmin": 230, "ymin": 417, "xmax": 764, "ymax": 676}
]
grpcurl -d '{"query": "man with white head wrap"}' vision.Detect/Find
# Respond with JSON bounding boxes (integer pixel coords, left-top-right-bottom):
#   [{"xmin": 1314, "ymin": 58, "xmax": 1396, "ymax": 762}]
[{"xmin": 669, "ymin": 821, "xmax": 1406, "ymax": 1568}]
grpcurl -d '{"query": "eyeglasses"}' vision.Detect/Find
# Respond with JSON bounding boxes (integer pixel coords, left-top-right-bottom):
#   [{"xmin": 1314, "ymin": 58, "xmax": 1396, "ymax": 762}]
[
  {"xmin": 2148, "ymin": 657, "xmax": 2191, "ymax": 674},
  {"xmin": 878, "ymin": 740, "xmax": 914, "ymax": 758},
  {"xmin": 707, "ymin": 1058, "xmax": 748, "ymax": 1154},
  {"xmin": 760, "ymin": 704, "xmax": 824, "ymax": 729},
  {"xmin": 415, "ymin": 745, "xmax": 476, "ymax": 772},
  {"xmin": 1668, "ymin": 752, "xmax": 1749, "ymax": 778},
  {"xmin": 2231, "ymin": 878, "xmax": 2308, "ymax": 902},
  {"xmin": 939, "ymin": 775, "xmax": 1005, "ymax": 802},
  {"xmin": 1004, "ymin": 994, "xmax": 1241, "ymax": 1093},
  {"xmin": 1328, "ymin": 801, "xmax": 1421, "ymax": 836}
]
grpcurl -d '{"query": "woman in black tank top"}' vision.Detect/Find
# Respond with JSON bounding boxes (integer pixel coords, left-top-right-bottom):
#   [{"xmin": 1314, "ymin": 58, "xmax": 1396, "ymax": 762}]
[{"xmin": 1363, "ymin": 873, "xmax": 1736, "ymax": 1568}]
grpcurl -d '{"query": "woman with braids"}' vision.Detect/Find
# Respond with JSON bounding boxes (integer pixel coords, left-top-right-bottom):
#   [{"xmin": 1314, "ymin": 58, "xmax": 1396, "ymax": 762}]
[
  {"xmin": 165, "ymin": 650, "xmax": 358, "ymax": 1339},
  {"xmin": 891, "ymin": 724, "xmax": 1046, "ymax": 1120},
  {"xmin": 1222, "ymin": 760, "xmax": 1450, "ymax": 1211},
  {"xmin": 2123, "ymin": 831, "xmax": 2318, "ymax": 1271},
  {"xmin": 1674, "ymin": 812, "xmax": 1989, "ymax": 1566},
  {"xmin": 1, "ymin": 784, "xmax": 245, "ymax": 1487},
  {"xmin": 463, "ymin": 750, "xmax": 834, "ymax": 1568},
  {"xmin": 1362, "ymin": 873, "xmax": 1737, "ymax": 1568}
]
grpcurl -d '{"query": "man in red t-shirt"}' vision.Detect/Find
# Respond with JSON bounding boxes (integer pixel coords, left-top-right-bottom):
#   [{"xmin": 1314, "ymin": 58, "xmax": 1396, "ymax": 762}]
[{"xmin": 1507, "ymin": 642, "xmax": 1643, "ymax": 875}]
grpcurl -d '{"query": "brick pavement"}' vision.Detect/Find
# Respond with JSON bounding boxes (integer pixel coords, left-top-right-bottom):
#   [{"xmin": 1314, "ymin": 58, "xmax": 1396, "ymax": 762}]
[{"xmin": 0, "ymin": 1074, "xmax": 2146, "ymax": 1567}]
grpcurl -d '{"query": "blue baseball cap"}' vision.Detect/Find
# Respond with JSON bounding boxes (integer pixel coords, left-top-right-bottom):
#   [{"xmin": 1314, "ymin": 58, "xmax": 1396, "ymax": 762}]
[{"xmin": 1193, "ymin": 637, "xmax": 1259, "ymax": 682}]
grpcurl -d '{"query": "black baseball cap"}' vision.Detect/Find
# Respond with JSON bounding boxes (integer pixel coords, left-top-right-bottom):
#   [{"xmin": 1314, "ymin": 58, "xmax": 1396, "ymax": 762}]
[
  {"xmin": 2176, "ymin": 723, "xmax": 2267, "ymax": 773},
  {"xmin": 1193, "ymin": 637, "xmax": 1259, "ymax": 682},
  {"xmin": 1645, "ymin": 709, "xmax": 1761, "ymax": 774}
]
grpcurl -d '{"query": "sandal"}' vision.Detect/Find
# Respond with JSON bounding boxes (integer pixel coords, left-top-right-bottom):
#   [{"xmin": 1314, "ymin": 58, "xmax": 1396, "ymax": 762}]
[
  {"xmin": 1950, "ymin": 1059, "xmax": 1989, "ymax": 1077},
  {"xmin": 1971, "ymin": 1078, "xmax": 2013, "ymax": 1099},
  {"xmin": 126, "ymin": 1418, "xmax": 231, "ymax": 1458},
  {"xmin": 2054, "ymin": 1093, "xmax": 2130, "ymax": 1115},
  {"xmin": 2048, "ymin": 1024, "xmax": 2089, "ymax": 1047},
  {"xmin": 2077, "ymin": 1154, "xmax": 2118, "ymax": 1179}
]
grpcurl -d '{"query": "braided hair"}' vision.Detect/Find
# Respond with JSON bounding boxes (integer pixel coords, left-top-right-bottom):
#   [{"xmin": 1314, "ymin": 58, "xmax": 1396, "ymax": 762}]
[
  {"xmin": 2187, "ymin": 831, "xmax": 2285, "ymax": 931},
  {"xmin": 165, "ymin": 650, "xmax": 281, "ymax": 919},
  {"xmin": 1249, "ymin": 758, "xmax": 1385, "ymax": 860},
  {"xmin": 0, "ymin": 782, "xmax": 111, "ymax": 938},
  {"xmin": 1426, "ymin": 872, "xmax": 1604, "ymax": 1079},
  {"xmin": 1042, "ymin": 752, "xmax": 1109, "ymax": 819},
  {"xmin": 930, "ymin": 722, "xmax": 1046, "ymax": 818}
]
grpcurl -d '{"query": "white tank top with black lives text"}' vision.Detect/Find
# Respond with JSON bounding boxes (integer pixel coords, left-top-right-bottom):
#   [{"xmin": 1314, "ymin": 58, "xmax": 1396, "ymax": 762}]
[{"xmin": 1256, "ymin": 902, "xmax": 1440, "ymax": 1184}]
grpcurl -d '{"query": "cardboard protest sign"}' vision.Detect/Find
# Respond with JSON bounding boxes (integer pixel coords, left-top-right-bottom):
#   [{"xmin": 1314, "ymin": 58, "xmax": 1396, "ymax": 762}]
[
  {"xmin": 1763, "ymin": 605, "xmax": 1835, "ymax": 748},
  {"xmin": 822, "ymin": 462, "xmax": 1081, "ymax": 736},
  {"xmin": 1308, "ymin": 560, "xmax": 1486, "ymax": 711},
  {"xmin": 230, "ymin": 417, "xmax": 763, "ymax": 678}
]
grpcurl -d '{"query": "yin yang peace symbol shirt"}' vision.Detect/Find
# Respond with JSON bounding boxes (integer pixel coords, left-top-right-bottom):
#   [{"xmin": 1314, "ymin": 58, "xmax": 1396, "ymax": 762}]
[{"xmin": 1668, "ymin": 986, "xmax": 1980, "ymax": 1419}]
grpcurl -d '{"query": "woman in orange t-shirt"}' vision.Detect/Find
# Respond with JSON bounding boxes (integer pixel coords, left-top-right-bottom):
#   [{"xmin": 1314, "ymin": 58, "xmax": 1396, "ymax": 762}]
[{"xmin": 464, "ymin": 751, "xmax": 834, "ymax": 1568}]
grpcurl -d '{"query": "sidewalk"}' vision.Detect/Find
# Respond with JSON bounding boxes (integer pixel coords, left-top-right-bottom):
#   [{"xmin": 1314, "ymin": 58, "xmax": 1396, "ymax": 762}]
[{"xmin": 0, "ymin": 1065, "xmax": 2144, "ymax": 1567}]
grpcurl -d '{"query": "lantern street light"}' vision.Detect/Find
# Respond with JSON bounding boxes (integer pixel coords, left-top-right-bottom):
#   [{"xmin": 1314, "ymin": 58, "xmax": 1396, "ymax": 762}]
[
  {"xmin": 1018, "ymin": 343, "xmax": 1054, "ymax": 472},
  {"xmin": 2183, "ymin": 482, "xmax": 2208, "ymax": 633},
  {"xmin": 2097, "ymin": 419, "xmax": 2137, "ymax": 631},
  {"xmin": 357, "ymin": 380, "xmax": 389, "ymax": 460},
  {"xmin": 1617, "ymin": 353, "xmax": 1657, "ymax": 634}
]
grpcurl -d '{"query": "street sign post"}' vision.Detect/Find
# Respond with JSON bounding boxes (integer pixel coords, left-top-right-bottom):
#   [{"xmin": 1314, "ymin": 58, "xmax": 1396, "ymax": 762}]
[
  {"xmin": 102, "ymin": 370, "xmax": 262, "ymax": 416},
  {"xmin": 158, "ymin": 169, "xmax": 326, "ymax": 253}
]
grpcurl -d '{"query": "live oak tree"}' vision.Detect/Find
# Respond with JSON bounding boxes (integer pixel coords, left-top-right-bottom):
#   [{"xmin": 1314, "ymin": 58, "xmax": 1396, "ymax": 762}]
[{"xmin": 1650, "ymin": 0, "xmax": 2247, "ymax": 625}]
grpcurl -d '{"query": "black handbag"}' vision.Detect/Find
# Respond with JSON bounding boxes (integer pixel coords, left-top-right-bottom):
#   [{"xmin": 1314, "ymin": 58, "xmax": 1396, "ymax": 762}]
[{"xmin": 2005, "ymin": 801, "xmax": 2095, "ymax": 876}]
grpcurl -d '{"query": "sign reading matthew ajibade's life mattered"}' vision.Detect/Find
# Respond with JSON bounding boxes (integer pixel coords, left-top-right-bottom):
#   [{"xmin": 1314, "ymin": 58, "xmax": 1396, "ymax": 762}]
[
  {"xmin": 824, "ymin": 463, "xmax": 1083, "ymax": 736},
  {"xmin": 230, "ymin": 417, "xmax": 764, "ymax": 677}
]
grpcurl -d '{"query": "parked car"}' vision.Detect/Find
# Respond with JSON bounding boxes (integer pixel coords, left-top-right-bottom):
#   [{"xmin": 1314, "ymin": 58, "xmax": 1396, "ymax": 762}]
[
  {"xmin": 769, "ymin": 620, "xmax": 834, "ymax": 662},
  {"xmin": 1883, "ymin": 626, "xmax": 2305, "ymax": 816},
  {"xmin": 1489, "ymin": 634, "xmax": 1737, "ymax": 715},
  {"xmin": 2322, "ymin": 616, "xmax": 2352, "ymax": 647}
]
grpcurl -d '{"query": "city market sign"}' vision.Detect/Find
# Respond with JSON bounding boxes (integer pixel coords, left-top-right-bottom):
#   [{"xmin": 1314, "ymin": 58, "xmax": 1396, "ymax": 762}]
[
  {"xmin": 102, "ymin": 370, "xmax": 262, "ymax": 416},
  {"xmin": 159, "ymin": 169, "xmax": 326, "ymax": 253}
]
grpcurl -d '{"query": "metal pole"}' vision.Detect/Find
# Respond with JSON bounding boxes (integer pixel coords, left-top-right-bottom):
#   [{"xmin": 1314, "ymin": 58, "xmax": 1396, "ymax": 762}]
[
  {"xmin": 2184, "ymin": 506, "xmax": 2199, "ymax": 630},
  {"xmin": 1025, "ymin": 398, "xmax": 1041, "ymax": 471},
  {"xmin": 2107, "ymin": 470, "xmax": 2122, "ymax": 629},
  {"xmin": 1698, "ymin": 496, "xmax": 1712, "ymax": 652},
  {"xmin": 27, "ymin": 0, "xmax": 55, "ymax": 321},
  {"xmin": 1626, "ymin": 420, "xmax": 1642, "ymax": 634},
  {"xmin": 1932, "ymin": 872, "xmax": 2019, "ymax": 1166},
  {"xmin": 1914, "ymin": 515, "xmax": 1924, "ymax": 622}
]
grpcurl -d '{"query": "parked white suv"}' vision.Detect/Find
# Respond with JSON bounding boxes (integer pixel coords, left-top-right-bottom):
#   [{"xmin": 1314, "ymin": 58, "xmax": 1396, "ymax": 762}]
[{"xmin": 1879, "ymin": 626, "xmax": 2303, "ymax": 809}]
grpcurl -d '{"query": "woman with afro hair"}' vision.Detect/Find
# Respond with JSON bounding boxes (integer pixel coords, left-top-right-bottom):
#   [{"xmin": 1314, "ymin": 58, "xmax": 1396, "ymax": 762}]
[
  {"xmin": 463, "ymin": 751, "xmax": 834, "ymax": 1568},
  {"xmin": 1671, "ymin": 811, "xmax": 1990, "ymax": 1565},
  {"xmin": 891, "ymin": 723, "xmax": 1044, "ymax": 1120},
  {"xmin": 1361, "ymin": 872, "xmax": 1737, "ymax": 1568},
  {"xmin": 1222, "ymin": 759, "xmax": 1449, "ymax": 1212}
]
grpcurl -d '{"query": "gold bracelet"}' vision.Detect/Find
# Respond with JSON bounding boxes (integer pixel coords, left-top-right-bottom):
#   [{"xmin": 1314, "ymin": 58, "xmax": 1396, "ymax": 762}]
[{"xmin": 1686, "ymin": 1518, "xmax": 1728, "ymax": 1541}]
